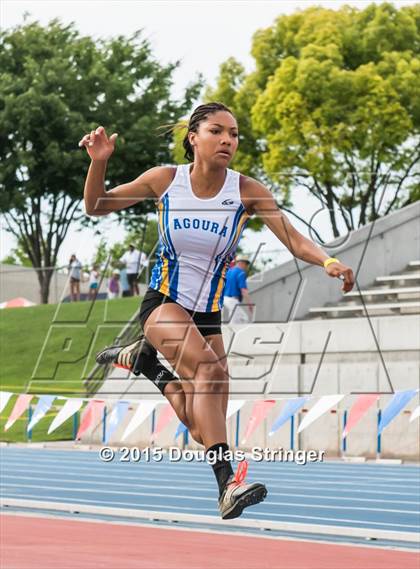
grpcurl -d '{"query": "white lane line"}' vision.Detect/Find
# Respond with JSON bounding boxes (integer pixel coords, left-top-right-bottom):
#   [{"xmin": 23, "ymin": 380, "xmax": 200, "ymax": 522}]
[
  {"xmin": 4, "ymin": 452, "xmax": 419, "ymax": 473},
  {"xmin": 3, "ymin": 453, "xmax": 418, "ymax": 479},
  {"xmin": 4, "ymin": 449, "xmax": 419, "ymax": 474},
  {"xmin": 1, "ymin": 492, "xmax": 215, "ymax": 514},
  {"xmin": 245, "ymin": 510, "xmax": 420, "ymax": 529},
  {"xmin": 3, "ymin": 460, "xmax": 419, "ymax": 487},
  {"xmin": 3, "ymin": 482, "xmax": 419, "ymax": 517},
  {"xmin": 3, "ymin": 463, "xmax": 420, "ymax": 495},
  {"xmin": 3, "ymin": 456, "xmax": 419, "ymax": 482},
  {"xmin": 2, "ymin": 492, "xmax": 419, "ymax": 531},
  {"xmin": 2, "ymin": 474, "xmax": 419, "ymax": 506}
]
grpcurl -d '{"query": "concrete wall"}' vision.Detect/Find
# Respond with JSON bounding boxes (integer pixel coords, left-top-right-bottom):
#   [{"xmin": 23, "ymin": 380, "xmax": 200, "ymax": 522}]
[
  {"xmin": 0, "ymin": 263, "xmax": 148, "ymax": 304},
  {"xmin": 0, "ymin": 264, "xmax": 71, "ymax": 304},
  {"xmin": 87, "ymin": 315, "xmax": 420, "ymax": 460},
  {"xmin": 248, "ymin": 201, "xmax": 420, "ymax": 321}
]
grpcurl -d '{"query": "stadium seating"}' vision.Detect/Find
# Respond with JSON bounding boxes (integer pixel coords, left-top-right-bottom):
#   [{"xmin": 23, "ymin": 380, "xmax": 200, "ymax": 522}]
[{"xmin": 307, "ymin": 261, "xmax": 420, "ymax": 318}]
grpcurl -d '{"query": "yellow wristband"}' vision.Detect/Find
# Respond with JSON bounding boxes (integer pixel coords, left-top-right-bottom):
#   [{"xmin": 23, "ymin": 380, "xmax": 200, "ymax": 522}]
[{"xmin": 323, "ymin": 257, "xmax": 340, "ymax": 268}]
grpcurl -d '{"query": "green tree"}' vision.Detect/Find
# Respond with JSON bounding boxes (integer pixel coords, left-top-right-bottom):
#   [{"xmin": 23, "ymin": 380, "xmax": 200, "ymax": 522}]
[
  {"xmin": 1, "ymin": 238, "xmax": 32, "ymax": 267},
  {"xmin": 210, "ymin": 3, "xmax": 420, "ymax": 238},
  {"xmin": 0, "ymin": 19, "xmax": 201, "ymax": 303}
]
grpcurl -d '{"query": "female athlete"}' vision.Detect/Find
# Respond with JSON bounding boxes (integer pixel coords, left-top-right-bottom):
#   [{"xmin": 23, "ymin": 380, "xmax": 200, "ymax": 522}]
[{"xmin": 80, "ymin": 102, "xmax": 355, "ymax": 519}]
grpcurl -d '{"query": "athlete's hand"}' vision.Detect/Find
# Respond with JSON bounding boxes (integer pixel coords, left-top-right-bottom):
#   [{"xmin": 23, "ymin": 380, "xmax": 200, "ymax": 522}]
[
  {"xmin": 78, "ymin": 126, "xmax": 118, "ymax": 161},
  {"xmin": 324, "ymin": 261, "xmax": 355, "ymax": 293}
]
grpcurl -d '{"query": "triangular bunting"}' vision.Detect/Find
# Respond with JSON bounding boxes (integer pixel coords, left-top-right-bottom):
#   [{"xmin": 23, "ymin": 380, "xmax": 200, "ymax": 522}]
[
  {"xmin": 343, "ymin": 394, "xmax": 379, "ymax": 438},
  {"xmin": 409, "ymin": 405, "xmax": 420, "ymax": 423},
  {"xmin": 104, "ymin": 400, "xmax": 130, "ymax": 444},
  {"xmin": 241, "ymin": 400, "xmax": 276, "ymax": 444},
  {"xmin": 122, "ymin": 400, "xmax": 160, "ymax": 441},
  {"xmin": 378, "ymin": 390, "xmax": 418, "ymax": 434},
  {"xmin": 175, "ymin": 421, "xmax": 188, "ymax": 439},
  {"xmin": 298, "ymin": 394, "xmax": 345, "ymax": 433},
  {"xmin": 226, "ymin": 400, "xmax": 245, "ymax": 419},
  {"xmin": 28, "ymin": 395, "xmax": 55, "ymax": 432},
  {"xmin": 76, "ymin": 400, "xmax": 105, "ymax": 440},
  {"xmin": 48, "ymin": 398, "xmax": 84, "ymax": 434},
  {"xmin": 269, "ymin": 397, "xmax": 308, "ymax": 436},
  {"xmin": 152, "ymin": 403, "xmax": 176, "ymax": 438},
  {"xmin": 5, "ymin": 394, "xmax": 33, "ymax": 431},
  {"xmin": 0, "ymin": 392, "xmax": 13, "ymax": 414}
]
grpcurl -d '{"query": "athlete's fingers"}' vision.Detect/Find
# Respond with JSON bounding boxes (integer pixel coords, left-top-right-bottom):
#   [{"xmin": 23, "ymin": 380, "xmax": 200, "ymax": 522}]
[
  {"xmin": 95, "ymin": 126, "xmax": 105, "ymax": 137},
  {"xmin": 78, "ymin": 134, "xmax": 90, "ymax": 148},
  {"xmin": 109, "ymin": 133, "xmax": 118, "ymax": 146},
  {"xmin": 340, "ymin": 268, "xmax": 355, "ymax": 292},
  {"xmin": 89, "ymin": 130, "xmax": 96, "ymax": 147}
]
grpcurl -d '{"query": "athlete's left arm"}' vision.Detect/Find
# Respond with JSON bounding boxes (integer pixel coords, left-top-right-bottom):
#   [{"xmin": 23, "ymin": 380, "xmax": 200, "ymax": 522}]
[{"xmin": 241, "ymin": 177, "xmax": 355, "ymax": 292}]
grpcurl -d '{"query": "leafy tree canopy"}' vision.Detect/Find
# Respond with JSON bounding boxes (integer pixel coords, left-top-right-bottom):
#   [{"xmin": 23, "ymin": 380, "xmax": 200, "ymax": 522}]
[
  {"xmin": 207, "ymin": 3, "xmax": 419, "ymax": 237},
  {"xmin": 0, "ymin": 19, "xmax": 201, "ymax": 302}
]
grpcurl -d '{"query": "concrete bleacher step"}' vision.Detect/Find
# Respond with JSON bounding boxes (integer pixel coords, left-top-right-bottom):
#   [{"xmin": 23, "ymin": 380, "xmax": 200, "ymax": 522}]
[
  {"xmin": 308, "ymin": 300, "xmax": 420, "ymax": 317},
  {"xmin": 342, "ymin": 286, "xmax": 420, "ymax": 301},
  {"xmin": 408, "ymin": 260, "xmax": 420, "ymax": 270},
  {"xmin": 375, "ymin": 272, "xmax": 420, "ymax": 285}
]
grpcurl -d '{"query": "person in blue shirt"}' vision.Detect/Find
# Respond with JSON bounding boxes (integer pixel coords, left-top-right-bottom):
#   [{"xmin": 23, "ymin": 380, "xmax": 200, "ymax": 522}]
[
  {"xmin": 223, "ymin": 255, "xmax": 254, "ymax": 323},
  {"xmin": 119, "ymin": 267, "xmax": 131, "ymax": 298}
]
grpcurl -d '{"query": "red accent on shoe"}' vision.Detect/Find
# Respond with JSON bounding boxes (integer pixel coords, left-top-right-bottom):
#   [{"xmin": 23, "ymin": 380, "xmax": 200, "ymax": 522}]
[
  {"xmin": 112, "ymin": 363, "xmax": 131, "ymax": 371},
  {"xmin": 232, "ymin": 460, "xmax": 248, "ymax": 485}
]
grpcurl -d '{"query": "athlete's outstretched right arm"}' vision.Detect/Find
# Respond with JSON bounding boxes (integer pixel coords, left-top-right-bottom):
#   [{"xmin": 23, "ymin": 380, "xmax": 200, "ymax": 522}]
[{"xmin": 80, "ymin": 126, "xmax": 164, "ymax": 216}]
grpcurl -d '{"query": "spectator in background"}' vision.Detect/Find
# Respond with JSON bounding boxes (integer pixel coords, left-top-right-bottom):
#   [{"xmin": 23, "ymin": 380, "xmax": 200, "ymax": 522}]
[
  {"xmin": 108, "ymin": 269, "xmax": 120, "ymax": 299},
  {"xmin": 88, "ymin": 264, "xmax": 100, "ymax": 300},
  {"xmin": 223, "ymin": 256, "xmax": 254, "ymax": 324},
  {"xmin": 119, "ymin": 244, "xmax": 147, "ymax": 296},
  {"xmin": 120, "ymin": 267, "xmax": 131, "ymax": 298},
  {"xmin": 68, "ymin": 254, "xmax": 82, "ymax": 302}
]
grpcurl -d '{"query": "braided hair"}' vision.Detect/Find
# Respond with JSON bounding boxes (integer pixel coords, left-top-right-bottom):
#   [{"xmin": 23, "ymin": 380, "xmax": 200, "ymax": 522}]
[{"xmin": 182, "ymin": 102, "xmax": 235, "ymax": 161}]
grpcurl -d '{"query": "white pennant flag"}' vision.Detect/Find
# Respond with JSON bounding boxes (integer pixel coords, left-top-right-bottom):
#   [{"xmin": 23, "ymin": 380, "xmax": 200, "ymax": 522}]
[
  {"xmin": 0, "ymin": 392, "xmax": 13, "ymax": 414},
  {"xmin": 28, "ymin": 395, "xmax": 55, "ymax": 431},
  {"xmin": 48, "ymin": 398, "xmax": 84, "ymax": 434},
  {"xmin": 121, "ymin": 400, "xmax": 161, "ymax": 441},
  {"xmin": 409, "ymin": 406, "xmax": 420, "ymax": 422},
  {"xmin": 226, "ymin": 400, "xmax": 245, "ymax": 419},
  {"xmin": 298, "ymin": 394, "xmax": 345, "ymax": 433}
]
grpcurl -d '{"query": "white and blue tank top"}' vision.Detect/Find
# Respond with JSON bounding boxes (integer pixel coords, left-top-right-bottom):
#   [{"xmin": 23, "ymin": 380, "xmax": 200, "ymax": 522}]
[{"xmin": 149, "ymin": 164, "xmax": 249, "ymax": 312}]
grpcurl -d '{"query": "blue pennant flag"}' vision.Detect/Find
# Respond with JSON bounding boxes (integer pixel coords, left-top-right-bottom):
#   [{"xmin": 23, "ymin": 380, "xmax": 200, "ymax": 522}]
[
  {"xmin": 105, "ymin": 400, "xmax": 130, "ymax": 444},
  {"xmin": 379, "ymin": 390, "xmax": 418, "ymax": 434},
  {"xmin": 175, "ymin": 421, "xmax": 188, "ymax": 439},
  {"xmin": 27, "ymin": 395, "xmax": 55, "ymax": 431},
  {"xmin": 269, "ymin": 397, "xmax": 308, "ymax": 436}
]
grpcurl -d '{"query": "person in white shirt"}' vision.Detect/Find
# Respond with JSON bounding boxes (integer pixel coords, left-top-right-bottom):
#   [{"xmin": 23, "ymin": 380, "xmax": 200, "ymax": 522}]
[
  {"xmin": 88, "ymin": 265, "xmax": 100, "ymax": 300},
  {"xmin": 68, "ymin": 254, "xmax": 82, "ymax": 302},
  {"xmin": 119, "ymin": 244, "xmax": 147, "ymax": 296}
]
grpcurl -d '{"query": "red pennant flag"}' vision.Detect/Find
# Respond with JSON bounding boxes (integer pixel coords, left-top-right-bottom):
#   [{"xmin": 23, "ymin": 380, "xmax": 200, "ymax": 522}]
[
  {"xmin": 242, "ymin": 400, "xmax": 276, "ymax": 444},
  {"xmin": 343, "ymin": 394, "xmax": 379, "ymax": 438},
  {"xmin": 152, "ymin": 403, "xmax": 176, "ymax": 438},
  {"xmin": 5, "ymin": 394, "xmax": 33, "ymax": 431},
  {"xmin": 76, "ymin": 400, "xmax": 105, "ymax": 440}
]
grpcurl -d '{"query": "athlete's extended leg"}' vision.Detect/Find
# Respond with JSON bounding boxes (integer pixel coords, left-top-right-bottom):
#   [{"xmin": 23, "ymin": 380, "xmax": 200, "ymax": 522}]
[
  {"xmin": 144, "ymin": 302, "xmax": 267, "ymax": 519},
  {"xmin": 144, "ymin": 303, "xmax": 228, "ymax": 447}
]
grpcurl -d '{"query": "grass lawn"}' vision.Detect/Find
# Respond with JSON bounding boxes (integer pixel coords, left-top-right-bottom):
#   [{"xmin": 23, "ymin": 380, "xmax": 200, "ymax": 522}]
[{"xmin": 0, "ymin": 296, "xmax": 140, "ymax": 442}]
